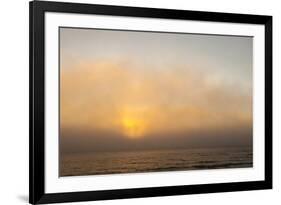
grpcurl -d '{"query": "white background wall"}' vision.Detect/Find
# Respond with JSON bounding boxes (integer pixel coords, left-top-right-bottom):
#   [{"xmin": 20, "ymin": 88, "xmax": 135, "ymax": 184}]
[{"xmin": 0, "ymin": 0, "xmax": 279, "ymax": 204}]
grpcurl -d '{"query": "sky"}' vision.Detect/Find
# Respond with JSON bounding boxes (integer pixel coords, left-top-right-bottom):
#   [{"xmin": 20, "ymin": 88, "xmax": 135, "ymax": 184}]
[{"xmin": 59, "ymin": 27, "xmax": 253, "ymax": 153}]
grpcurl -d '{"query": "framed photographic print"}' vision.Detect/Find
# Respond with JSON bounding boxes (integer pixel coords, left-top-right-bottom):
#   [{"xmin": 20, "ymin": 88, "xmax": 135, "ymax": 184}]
[{"xmin": 29, "ymin": 0, "xmax": 272, "ymax": 204}]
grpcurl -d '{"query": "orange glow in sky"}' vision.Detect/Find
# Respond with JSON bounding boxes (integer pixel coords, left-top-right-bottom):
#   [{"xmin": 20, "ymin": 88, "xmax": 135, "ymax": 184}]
[{"xmin": 59, "ymin": 27, "xmax": 253, "ymax": 148}]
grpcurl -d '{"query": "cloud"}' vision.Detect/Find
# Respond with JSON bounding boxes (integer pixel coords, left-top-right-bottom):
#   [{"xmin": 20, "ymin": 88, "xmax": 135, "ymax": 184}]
[{"xmin": 60, "ymin": 60, "xmax": 252, "ymax": 141}]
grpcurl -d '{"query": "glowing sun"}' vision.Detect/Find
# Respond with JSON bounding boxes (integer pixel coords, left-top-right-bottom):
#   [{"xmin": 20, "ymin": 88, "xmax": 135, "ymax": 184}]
[{"xmin": 121, "ymin": 117, "xmax": 146, "ymax": 139}]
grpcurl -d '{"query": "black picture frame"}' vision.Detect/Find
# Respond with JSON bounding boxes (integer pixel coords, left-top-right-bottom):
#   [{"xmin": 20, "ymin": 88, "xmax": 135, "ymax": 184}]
[{"xmin": 29, "ymin": 0, "xmax": 272, "ymax": 204}]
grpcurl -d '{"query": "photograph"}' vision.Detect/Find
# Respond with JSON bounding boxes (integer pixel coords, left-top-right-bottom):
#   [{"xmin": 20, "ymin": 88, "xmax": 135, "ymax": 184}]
[
  {"xmin": 29, "ymin": 1, "xmax": 272, "ymax": 203},
  {"xmin": 59, "ymin": 27, "xmax": 253, "ymax": 177}
]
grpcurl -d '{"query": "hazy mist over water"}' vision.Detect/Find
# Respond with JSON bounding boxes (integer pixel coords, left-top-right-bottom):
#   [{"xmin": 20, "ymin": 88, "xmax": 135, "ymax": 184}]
[{"xmin": 59, "ymin": 28, "xmax": 253, "ymax": 176}]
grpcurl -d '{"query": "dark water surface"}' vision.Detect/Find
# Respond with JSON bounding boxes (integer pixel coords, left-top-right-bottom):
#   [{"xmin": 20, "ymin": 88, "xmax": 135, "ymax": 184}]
[{"xmin": 60, "ymin": 147, "xmax": 253, "ymax": 176}]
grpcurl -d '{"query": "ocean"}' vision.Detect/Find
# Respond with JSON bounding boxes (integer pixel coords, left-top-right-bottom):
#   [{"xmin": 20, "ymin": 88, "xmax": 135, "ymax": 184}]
[{"xmin": 60, "ymin": 147, "xmax": 253, "ymax": 177}]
